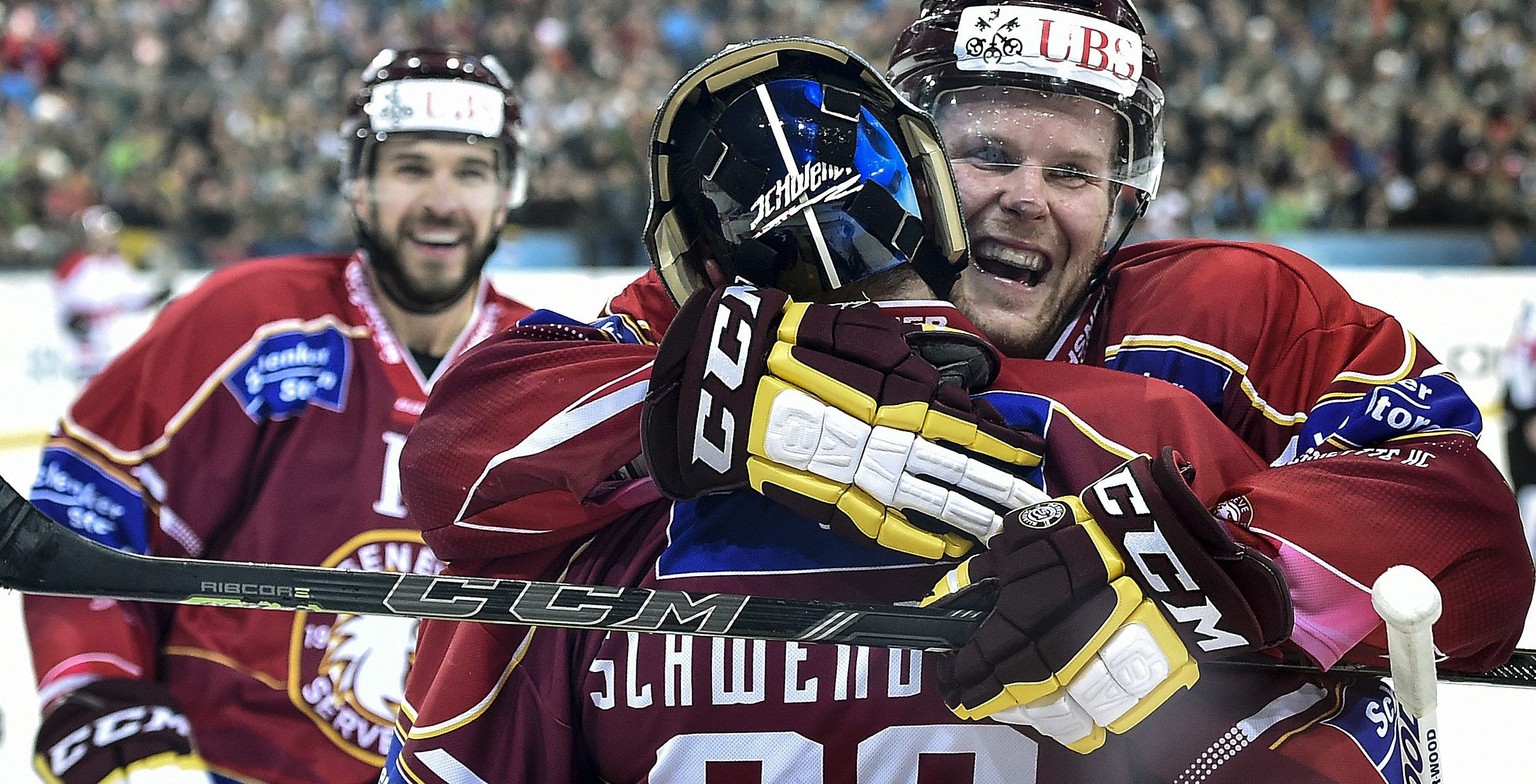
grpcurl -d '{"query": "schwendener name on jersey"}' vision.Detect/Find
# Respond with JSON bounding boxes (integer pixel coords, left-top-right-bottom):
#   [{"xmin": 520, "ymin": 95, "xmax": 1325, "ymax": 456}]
[{"xmin": 587, "ymin": 632, "xmax": 926, "ymax": 710}]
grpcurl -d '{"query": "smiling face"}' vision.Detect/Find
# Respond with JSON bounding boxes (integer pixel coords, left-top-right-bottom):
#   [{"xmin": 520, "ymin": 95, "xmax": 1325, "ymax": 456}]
[
  {"xmin": 352, "ymin": 137, "xmax": 510, "ymax": 310},
  {"xmin": 936, "ymin": 87, "xmax": 1122, "ymax": 358}
]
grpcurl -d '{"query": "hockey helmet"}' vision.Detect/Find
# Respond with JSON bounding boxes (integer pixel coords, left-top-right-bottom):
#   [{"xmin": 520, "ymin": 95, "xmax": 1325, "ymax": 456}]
[
  {"xmin": 80, "ymin": 205, "xmax": 123, "ymax": 239},
  {"xmin": 888, "ymin": 0, "xmax": 1165, "ymax": 199},
  {"xmin": 341, "ymin": 47, "xmax": 528, "ymax": 208},
  {"xmin": 645, "ymin": 37, "xmax": 969, "ymax": 305}
]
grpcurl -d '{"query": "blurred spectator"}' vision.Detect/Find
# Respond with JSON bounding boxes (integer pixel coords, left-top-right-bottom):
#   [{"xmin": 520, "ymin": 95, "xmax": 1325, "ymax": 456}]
[{"xmin": 0, "ymin": 0, "xmax": 1533, "ymax": 271}]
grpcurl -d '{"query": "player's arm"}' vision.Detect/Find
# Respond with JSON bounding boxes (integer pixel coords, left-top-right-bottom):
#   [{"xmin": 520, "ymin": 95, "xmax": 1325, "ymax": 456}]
[
  {"xmin": 1227, "ymin": 377, "xmax": 1532, "ymax": 672},
  {"xmin": 922, "ymin": 448, "xmax": 1291, "ymax": 754},
  {"xmin": 1240, "ymin": 299, "xmax": 1531, "ymax": 672},
  {"xmin": 401, "ymin": 314, "xmax": 667, "ymax": 564},
  {"xmin": 641, "ymin": 284, "xmax": 1046, "ymax": 560},
  {"xmin": 1126, "ymin": 249, "xmax": 1534, "ymax": 673},
  {"xmin": 23, "ymin": 278, "xmax": 284, "ymax": 783}
]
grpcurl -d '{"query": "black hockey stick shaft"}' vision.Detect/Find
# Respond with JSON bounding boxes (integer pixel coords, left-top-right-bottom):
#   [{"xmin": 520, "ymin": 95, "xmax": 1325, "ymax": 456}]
[
  {"xmin": 3, "ymin": 474, "xmax": 1534, "ymax": 686},
  {"xmin": 0, "ymin": 475, "xmax": 980, "ymax": 649}
]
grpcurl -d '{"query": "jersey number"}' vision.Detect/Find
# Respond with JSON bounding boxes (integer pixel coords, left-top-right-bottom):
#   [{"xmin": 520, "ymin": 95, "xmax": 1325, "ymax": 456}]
[
  {"xmin": 374, "ymin": 431, "xmax": 408, "ymax": 518},
  {"xmin": 650, "ymin": 725, "xmax": 1038, "ymax": 783}
]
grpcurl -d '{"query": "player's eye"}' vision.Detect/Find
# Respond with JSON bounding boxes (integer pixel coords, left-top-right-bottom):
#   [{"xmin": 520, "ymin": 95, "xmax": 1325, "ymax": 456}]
[
  {"xmin": 951, "ymin": 140, "xmax": 1018, "ymax": 172},
  {"xmin": 1042, "ymin": 164, "xmax": 1102, "ymax": 188}
]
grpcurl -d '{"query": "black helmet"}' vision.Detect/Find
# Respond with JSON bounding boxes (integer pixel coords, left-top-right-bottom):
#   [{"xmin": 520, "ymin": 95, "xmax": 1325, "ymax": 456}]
[
  {"xmin": 888, "ymin": 0, "xmax": 1165, "ymax": 199},
  {"xmin": 341, "ymin": 47, "xmax": 527, "ymax": 208},
  {"xmin": 646, "ymin": 37, "xmax": 969, "ymax": 305}
]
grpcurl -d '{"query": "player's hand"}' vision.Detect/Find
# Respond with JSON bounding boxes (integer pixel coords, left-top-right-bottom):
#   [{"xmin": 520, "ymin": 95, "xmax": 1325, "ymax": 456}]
[
  {"xmin": 35, "ymin": 678, "xmax": 213, "ymax": 783},
  {"xmin": 642, "ymin": 284, "xmax": 1045, "ymax": 559},
  {"xmin": 922, "ymin": 448, "xmax": 1292, "ymax": 752}
]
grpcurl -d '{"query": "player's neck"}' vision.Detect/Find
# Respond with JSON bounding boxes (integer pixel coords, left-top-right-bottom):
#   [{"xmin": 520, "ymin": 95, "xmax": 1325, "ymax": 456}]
[{"xmin": 376, "ymin": 289, "xmax": 476, "ymax": 357}]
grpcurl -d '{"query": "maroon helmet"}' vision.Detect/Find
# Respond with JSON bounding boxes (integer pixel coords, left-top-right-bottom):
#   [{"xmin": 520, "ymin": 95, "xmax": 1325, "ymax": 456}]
[
  {"xmin": 888, "ymin": 0, "xmax": 1164, "ymax": 198},
  {"xmin": 341, "ymin": 47, "xmax": 527, "ymax": 207}
]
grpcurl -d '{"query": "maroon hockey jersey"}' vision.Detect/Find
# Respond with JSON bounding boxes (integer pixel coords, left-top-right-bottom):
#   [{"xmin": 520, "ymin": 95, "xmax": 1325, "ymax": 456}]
[
  {"xmin": 25, "ymin": 252, "xmax": 531, "ymax": 783},
  {"xmin": 381, "ymin": 244, "xmax": 1526, "ymax": 783}
]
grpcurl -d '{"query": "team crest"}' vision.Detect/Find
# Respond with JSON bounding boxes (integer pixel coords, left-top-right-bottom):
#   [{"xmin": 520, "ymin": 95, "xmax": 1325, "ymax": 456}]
[
  {"xmin": 1214, "ymin": 495, "xmax": 1254, "ymax": 527},
  {"xmin": 289, "ymin": 530, "xmax": 443, "ymax": 765}
]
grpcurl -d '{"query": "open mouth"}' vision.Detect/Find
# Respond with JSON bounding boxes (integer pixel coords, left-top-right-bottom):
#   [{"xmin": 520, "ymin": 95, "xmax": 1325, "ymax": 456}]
[
  {"xmin": 973, "ymin": 244, "xmax": 1047, "ymax": 287},
  {"xmin": 408, "ymin": 229, "xmax": 466, "ymax": 248}
]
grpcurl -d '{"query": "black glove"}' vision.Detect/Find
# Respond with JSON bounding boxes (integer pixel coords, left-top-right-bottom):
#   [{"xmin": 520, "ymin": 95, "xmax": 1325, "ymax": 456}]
[
  {"xmin": 35, "ymin": 679, "xmax": 213, "ymax": 783},
  {"xmin": 923, "ymin": 448, "xmax": 1292, "ymax": 752}
]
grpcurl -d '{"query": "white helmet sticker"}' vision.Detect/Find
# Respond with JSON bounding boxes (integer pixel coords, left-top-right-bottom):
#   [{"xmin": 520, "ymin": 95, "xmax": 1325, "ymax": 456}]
[
  {"xmin": 954, "ymin": 5, "xmax": 1143, "ymax": 98},
  {"xmin": 364, "ymin": 78, "xmax": 505, "ymax": 138}
]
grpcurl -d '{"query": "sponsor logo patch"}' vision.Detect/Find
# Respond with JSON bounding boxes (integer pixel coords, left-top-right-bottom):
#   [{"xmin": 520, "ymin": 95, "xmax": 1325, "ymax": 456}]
[
  {"xmin": 955, "ymin": 5, "xmax": 1143, "ymax": 97},
  {"xmin": 366, "ymin": 78, "xmax": 505, "ymax": 137},
  {"xmin": 226, "ymin": 325, "xmax": 351, "ymax": 422},
  {"xmin": 1015, "ymin": 500, "xmax": 1069, "ymax": 529},
  {"xmin": 29, "ymin": 449, "xmax": 147, "ymax": 553}
]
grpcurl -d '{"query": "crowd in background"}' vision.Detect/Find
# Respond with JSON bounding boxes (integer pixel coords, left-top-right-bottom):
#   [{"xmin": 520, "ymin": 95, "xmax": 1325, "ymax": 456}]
[{"xmin": 0, "ymin": 0, "xmax": 1532, "ymax": 271}]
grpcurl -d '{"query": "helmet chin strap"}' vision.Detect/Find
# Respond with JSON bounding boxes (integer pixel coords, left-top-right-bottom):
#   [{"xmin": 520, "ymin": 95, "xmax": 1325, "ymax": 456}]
[
  {"xmin": 1043, "ymin": 187, "xmax": 1147, "ymax": 352},
  {"xmin": 1091, "ymin": 189, "xmax": 1149, "ymax": 290}
]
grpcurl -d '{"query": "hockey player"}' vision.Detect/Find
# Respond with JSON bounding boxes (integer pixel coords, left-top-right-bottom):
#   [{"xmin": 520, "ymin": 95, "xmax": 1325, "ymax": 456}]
[
  {"xmin": 23, "ymin": 48, "xmax": 534, "ymax": 784},
  {"xmin": 382, "ymin": 35, "xmax": 1529, "ymax": 782},
  {"xmin": 880, "ymin": 0, "xmax": 1530, "ymax": 759},
  {"xmin": 51, "ymin": 205, "xmax": 171, "ymax": 379}
]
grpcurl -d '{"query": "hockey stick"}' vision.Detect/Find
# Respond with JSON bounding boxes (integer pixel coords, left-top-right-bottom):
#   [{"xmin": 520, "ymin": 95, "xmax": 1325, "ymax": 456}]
[
  {"xmin": 0, "ymin": 475, "xmax": 982, "ymax": 650},
  {"xmin": 2, "ymin": 475, "xmax": 1534, "ymax": 688},
  {"xmin": 1373, "ymin": 565, "xmax": 1443, "ymax": 784}
]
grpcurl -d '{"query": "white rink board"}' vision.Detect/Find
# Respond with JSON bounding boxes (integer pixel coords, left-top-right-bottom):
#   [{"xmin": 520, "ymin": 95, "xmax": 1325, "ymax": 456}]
[{"xmin": 1, "ymin": 266, "xmax": 1535, "ymax": 779}]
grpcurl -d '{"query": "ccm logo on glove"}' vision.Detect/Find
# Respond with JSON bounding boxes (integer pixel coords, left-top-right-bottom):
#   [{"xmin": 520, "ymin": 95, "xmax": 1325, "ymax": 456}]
[
  {"xmin": 921, "ymin": 449, "xmax": 1291, "ymax": 753},
  {"xmin": 643, "ymin": 284, "xmax": 1047, "ymax": 559},
  {"xmin": 35, "ymin": 678, "xmax": 211, "ymax": 783},
  {"xmin": 1087, "ymin": 463, "xmax": 1249, "ymax": 653},
  {"xmin": 46, "ymin": 703, "xmax": 192, "ymax": 775},
  {"xmin": 694, "ymin": 286, "xmax": 765, "ymax": 473}
]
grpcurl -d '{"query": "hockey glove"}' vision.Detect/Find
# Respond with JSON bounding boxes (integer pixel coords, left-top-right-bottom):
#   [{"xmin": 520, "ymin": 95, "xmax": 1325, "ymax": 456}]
[
  {"xmin": 35, "ymin": 678, "xmax": 213, "ymax": 783},
  {"xmin": 922, "ymin": 448, "xmax": 1292, "ymax": 753},
  {"xmin": 642, "ymin": 284, "xmax": 1045, "ymax": 559}
]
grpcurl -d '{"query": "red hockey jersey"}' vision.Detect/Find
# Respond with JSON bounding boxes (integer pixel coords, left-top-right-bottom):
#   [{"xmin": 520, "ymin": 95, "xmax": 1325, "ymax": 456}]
[
  {"xmin": 25, "ymin": 252, "xmax": 531, "ymax": 783},
  {"xmin": 1057, "ymin": 239, "xmax": 1533, "ymax": 672},
  {"xmin": 381, "ymin": 247, "xmax": 1523, "ymax": 783}
]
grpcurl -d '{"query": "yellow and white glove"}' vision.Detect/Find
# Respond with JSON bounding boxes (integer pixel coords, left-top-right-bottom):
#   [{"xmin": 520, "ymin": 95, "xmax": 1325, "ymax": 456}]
[
  {"xmin": 923, "ymin": 449, "xmax": 1293, "ymax": 752},
  {"xmin": 642, "ymin": 284, "xmax": 1045, "ymax": 558}
]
